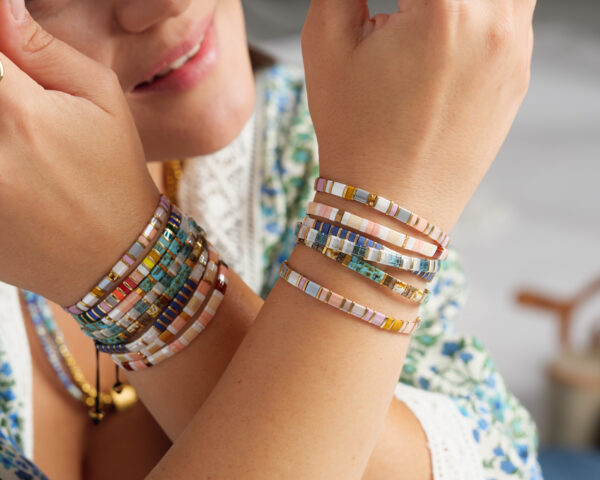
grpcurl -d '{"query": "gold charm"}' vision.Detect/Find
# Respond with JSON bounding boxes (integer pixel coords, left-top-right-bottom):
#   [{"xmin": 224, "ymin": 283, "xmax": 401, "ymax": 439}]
[{"xmin": 110, "ymin": 383, "xmax": 139, "ymax": 412}]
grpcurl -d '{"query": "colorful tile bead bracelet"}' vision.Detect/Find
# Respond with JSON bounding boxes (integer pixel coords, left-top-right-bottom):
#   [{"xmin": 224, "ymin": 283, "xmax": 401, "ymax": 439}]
[
  {"xmin": 89, "ymin": 213, "xmax": 204, "ymax": 346},
  {"xmin": 314, "ymin": 177, "xmax": 450, "ymax": 249},
  {"xmin": 297, "ymin": 236, "xmax": 430, "ymax": 304},
  {"xmin": 279, "ymin": 262, "xmax": 421, "ymax": 335},
  {"xmin": 76, "ymin": 206, "xmax": 185, "ymax": 326},
  {"xmin": 295, "ymin": 218, "xmax": 439, "ymax": 277},
  {"xmin": 306, "ymin": 201, "xmax": 448, "ymax": 260},
  {"xmin": 78, "ymin": 209, "xmax": 190, "ymax": 343},
  {"xmin": 113, "ymin": 261, "xmax": 229, "ymax": 372},
  {"xmin": 64, "ymin": 195, "xmax": 171, "ymax": 315},
  {"xmin": 61, "ymin": 195, "xmax": 230, "ymax": 370},
  {"xmin": 103, "ymin": 215, "xmax": 200, "ymax": 343},
  {"xmin": 97, "ymin": 243, "xmax": 219, "ymax": 356}
]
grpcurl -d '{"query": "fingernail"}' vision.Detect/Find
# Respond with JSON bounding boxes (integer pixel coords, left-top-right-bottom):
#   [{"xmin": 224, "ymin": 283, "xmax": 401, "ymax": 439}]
[{"xmin": 9, "ymin": 0, "xmax": 26, "ymax": 21}]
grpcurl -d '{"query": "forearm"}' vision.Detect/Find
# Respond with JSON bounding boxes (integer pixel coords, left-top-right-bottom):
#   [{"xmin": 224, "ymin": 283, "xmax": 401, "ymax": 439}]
[{"xmin": 145, "ymin": 179, "xmax": 456, "ymax": 479}]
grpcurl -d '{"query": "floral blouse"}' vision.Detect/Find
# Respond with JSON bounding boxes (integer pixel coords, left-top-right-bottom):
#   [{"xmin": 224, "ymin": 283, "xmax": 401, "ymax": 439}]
[{"xmin": 0, "ymin": 64, "xmax": 543, "ymax": 479}]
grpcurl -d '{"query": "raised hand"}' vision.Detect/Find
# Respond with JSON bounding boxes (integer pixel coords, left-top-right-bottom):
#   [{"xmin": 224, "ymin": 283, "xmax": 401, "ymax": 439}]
[
  {"xmin": 302, "ymin": 0, "xmax": 536, "ymax": 229},
  {"xmin": 0, "ymin": 0, "xmax": 160, "ymax": 305}
]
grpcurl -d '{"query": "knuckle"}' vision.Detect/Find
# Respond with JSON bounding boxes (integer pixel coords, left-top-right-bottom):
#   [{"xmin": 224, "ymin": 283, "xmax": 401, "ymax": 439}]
[
  {"xmin": 436, "ymin": 0, "xmax": 470, "ymax": 18},
  {"xmin": 485, "ymin": 19, "xmax": 515, "ymax": 57},
  {"xmin": 22, "ymin": 22, "xmax": 55, "ymax": 54}
]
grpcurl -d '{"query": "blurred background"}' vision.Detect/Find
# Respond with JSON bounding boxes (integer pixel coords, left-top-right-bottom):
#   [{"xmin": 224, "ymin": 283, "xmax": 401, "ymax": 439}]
[{"xmin": 243, "ymin": 0, "xmax": 600, "ymax": 477}]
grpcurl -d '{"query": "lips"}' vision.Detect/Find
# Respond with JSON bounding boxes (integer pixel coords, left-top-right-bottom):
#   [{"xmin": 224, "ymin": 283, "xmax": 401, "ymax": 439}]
[{"xmin": 131, "ymin": 14, "xmax": 218, "ymax": 94}]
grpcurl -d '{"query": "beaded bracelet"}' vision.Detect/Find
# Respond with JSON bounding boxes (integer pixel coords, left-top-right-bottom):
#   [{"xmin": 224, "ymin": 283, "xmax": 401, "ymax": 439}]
[
  {"xmin": 97, "ymin": 240, "xmax": 212, "ymax": 356},
  {"xmin": 92, "ymin": 213, "xmax": 197, "ymax": 344},
  {"xmin": 76, "ymin": 206, "xmax": 182, "ymax": 325},
  {"xmin": 90, "ymin": 214, "xmax": 191, "ymax": 330},
  {"xmin": 299, "ymin": 238, "xmax": 430, "ymax": 304},
  {"xmin": 23, "ymin": 291, "xmax": 83, "ymax": 400},
  {"xmin": 314, "ymin": 177, "xmax": 450, "ymax": 248},
  {"xmin": 99, "ymin": 245, "xmax": 219, "ymax": 356},
  {"xmin": 113, "ymin": 261, "xmax": 228, "ymax": 371},
  {"xmin": 112, "ymin": 216, "xmax": 201, "ymax": 341},
  {"xmin": 122, "ymin": 239, "xmax": 206, "ymax": 343},
  {"xmin": 77, "ymin": 208, "xmax": 186, "ymax": 340},
  {"xmin": 296, "ymin": 219, "xmax": 439, "ymax": 281},
  {"xmin": 306, "ymin": 201, "xmax": 448, "ymax": 260},
  {"xmin": 65, "ymin": 195, "xmax": 171, "ymax": 315},
  {"xmin": 279, "ymin": 262, "xmax": 420, "ymax": 335}
]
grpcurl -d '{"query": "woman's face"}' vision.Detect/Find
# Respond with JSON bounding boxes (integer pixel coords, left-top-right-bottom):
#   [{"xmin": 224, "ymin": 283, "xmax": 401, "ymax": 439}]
[{"xmin": 27, "ymin": 0, "xmax": 255, "ymax": 162}]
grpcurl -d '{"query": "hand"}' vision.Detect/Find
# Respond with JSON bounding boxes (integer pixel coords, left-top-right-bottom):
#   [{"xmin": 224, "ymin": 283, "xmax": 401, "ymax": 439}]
[
  {"xmin": 0, "ymin": 0, "xmax": 160, "ymax": 305},
  {"xmin": 302, "ymin": 0, "xmax": 535, "ymax": 229}
]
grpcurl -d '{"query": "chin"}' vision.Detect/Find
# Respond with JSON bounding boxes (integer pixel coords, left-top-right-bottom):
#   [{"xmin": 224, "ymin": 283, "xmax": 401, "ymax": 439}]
[
  {"xmin": 136, "ymin": 61, "xmax": 255, "ymax": 163},
  {"xmin": 128, "ymin": 3, "xmax": 255, "ymax": 163}
]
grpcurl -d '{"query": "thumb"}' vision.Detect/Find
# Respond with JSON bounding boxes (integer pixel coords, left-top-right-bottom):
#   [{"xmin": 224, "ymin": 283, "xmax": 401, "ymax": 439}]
[
  {"xmin": 0, "ymin": 0, "xmax": 118, "ymax": 109},
  {"xmin": 304, "ymin": 0, "xmax": 371, "ymax": 47}
]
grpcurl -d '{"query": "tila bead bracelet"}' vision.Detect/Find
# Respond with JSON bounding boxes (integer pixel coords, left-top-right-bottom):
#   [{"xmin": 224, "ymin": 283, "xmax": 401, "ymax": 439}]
[
  {"xmin": 306, "ymin": 201, "xmax": 448, "ymax": 260},
  {"xmin": 79, "ymin": 209, "xmax": 189, "ymax": 342},
  {"xmin": 99, "ymin": 244, "xmax": 219, "ymax": 356},
  {"xmin": 279, "ymin": 261, "xmax": 421, "ymax": 335},
  {"xmin": 298, "ymin": 237, "xmax": 430, "ymax": 304},
  {"xmin": 64, "ymin": 195, "xmax": 171, "ymax": 315},
  {"xmin": 76, "ymin": 207, "xmax": 185, "ymax": 326},
  {"xmin": 314, "ymin": 177, "xmax": 450, "ymax": 248},
  {"xmin": 98, "ymin": 241, "xmax": 215, "ymax": 356},
  {"xmin": 113, "ymin": 261, "xmax": 229, "ymax": 371},
  {"xmin": 296, "ymin": 217, "xmax": 440, "ymax": 274},
  {"xmin": 89, "ymin": 214, "xmax": 194, "ymax": 330}
]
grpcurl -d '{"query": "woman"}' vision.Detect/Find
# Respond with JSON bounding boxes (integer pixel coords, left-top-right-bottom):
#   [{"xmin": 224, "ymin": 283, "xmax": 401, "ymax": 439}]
[{"xmin": 0, "ymin": 0, "xmax": 541, "ymax": 478}]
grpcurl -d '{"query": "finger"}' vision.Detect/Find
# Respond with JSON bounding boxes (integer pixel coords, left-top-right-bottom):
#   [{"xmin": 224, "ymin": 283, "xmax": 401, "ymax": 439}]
[
  {"xmin": 304, "ymin": 0, "xmax": 371, "ymax": 46},
  {"xmin": 0, "ymin": 0, "xmax": 118, "ymax": 110}
]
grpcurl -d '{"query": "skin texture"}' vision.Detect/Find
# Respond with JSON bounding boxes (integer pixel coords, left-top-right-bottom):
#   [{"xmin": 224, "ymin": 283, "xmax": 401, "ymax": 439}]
[{"xmin": 0, "ymin": 0, "xmax": 535, "ymax": 477}]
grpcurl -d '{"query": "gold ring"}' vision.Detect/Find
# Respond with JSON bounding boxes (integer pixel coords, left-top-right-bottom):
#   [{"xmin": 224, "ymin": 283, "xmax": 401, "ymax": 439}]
[{"xmin": 0, "ymin": 60, "xmax": 4, "ymax": 83}]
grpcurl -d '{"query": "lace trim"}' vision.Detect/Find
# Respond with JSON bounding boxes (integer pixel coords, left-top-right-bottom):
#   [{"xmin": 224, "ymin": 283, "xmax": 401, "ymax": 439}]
[
  {"xmin": 177, "ymin": 113, "xmax": 261, "ymax": 293},
  {"xmin": 394, "ymin": 382, "xmax": 485, "ymax": 480}
]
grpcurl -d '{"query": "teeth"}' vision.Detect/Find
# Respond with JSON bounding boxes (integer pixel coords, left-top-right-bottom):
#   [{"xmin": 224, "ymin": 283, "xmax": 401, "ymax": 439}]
[{"xmin": 154, "ymin": 39, "xmax": 204, "ymax": 80}]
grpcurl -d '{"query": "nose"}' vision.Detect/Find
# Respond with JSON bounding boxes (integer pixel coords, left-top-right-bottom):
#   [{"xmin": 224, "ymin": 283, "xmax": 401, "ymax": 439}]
[{"xmin": 115, "ymin": 0, "xmax": 192, "ymax": 33}]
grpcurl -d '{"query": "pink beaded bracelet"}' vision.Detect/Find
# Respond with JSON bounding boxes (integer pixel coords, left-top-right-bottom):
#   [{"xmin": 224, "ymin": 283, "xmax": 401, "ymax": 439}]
[
  {"xmin": 279, "ymin": 261, "xmax": 421, "ymax": 335},
  {"xmin": 314, "ymin": 177, "xmax": 450, "ymax": 248},
  {"xmin": 306, "ymin": 201, "xmax": 448, "ymax": 260},
  {"xmin": 113, "ymin": 261, "xmax": 228, "ymax": 371},
  {"xmin": 64, "ymin": 195, "xmax": 171, "ymax": 315},
  {"xmin": 108, "ymin": 243, "xmax": 215, "ymax": 357}
]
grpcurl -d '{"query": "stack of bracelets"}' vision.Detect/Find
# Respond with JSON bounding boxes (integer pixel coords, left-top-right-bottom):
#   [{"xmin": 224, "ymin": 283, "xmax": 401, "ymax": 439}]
[
  {"xmin": 62, "ymin": 178, "xmax": 448, "ymax": 416},
  {"xmin": 62, "ymin": 194, "xmax": 229, "ymax": 375},
  {"xmin": 280, "ymin": 177, "xmax": 451, "ymax": 336}
]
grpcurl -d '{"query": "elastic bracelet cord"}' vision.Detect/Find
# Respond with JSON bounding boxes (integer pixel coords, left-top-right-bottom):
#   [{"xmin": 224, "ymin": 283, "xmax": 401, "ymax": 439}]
[
  {"xmin": 314, "ymin": 177, "xmax": 450, "ymax": 248},
  {"xmin": 64, "ymin": 195, "xmax": 171, "ymax": 315},
  {"xmin": 295, "ymin": 219, "xmax": 438, "ymax": 282},
  {"xmin": 307, "ymin": 201, "xmax": 448, "ymax": 260},
  {"xmin": 298, "ymin": 238, "xmax": 430, "ymax": 304},
  {"xmin": 279, "ymin": 261, "xmax": 420, "ymax": 335}
]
